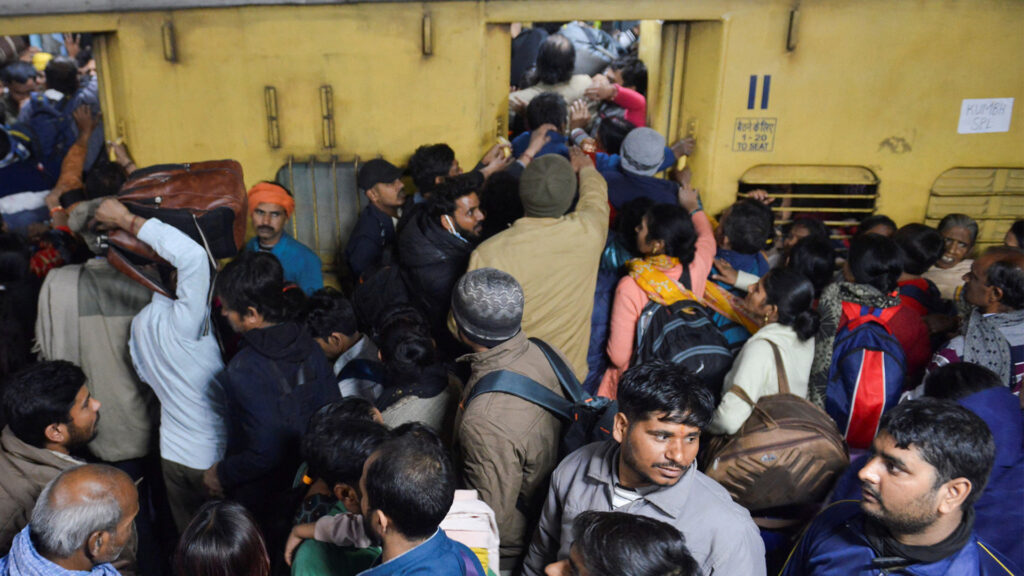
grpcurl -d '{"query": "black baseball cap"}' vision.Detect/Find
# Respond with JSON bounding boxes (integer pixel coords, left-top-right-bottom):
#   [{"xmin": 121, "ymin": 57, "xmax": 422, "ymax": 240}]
[{"xmin": 357, "ymin": 159, "xmax": 404, "ymax": 191}]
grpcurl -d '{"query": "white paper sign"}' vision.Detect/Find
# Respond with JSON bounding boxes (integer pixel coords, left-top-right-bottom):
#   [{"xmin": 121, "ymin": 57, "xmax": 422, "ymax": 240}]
[{"xmin": 958, "ymin": 98, "xmax": 1013, "ymax": 134}]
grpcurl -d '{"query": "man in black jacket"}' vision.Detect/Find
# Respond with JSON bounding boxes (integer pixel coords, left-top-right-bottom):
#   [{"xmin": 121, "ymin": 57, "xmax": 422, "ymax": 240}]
[
  {"xmin": 202, "ymin": 252, "xmax": 338, "ymax": 556},
  {"xmin": 398, "ymin": 174, "xmax": 485, "ymax": 358}
]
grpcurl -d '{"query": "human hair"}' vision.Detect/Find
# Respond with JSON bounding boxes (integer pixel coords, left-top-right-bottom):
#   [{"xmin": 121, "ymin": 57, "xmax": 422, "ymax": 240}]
[
  {"xmin": 426, "ymin": 173, "xmax": 480, "ymax": 220},
  {"xmin": 617, "ymin": 361, "xmax": 715, "ymax": 429},
  {"xmin": 535, "ymin": 34, "xmax": 575, "ymax": 85},
  {"xmin": 0, "ymin": 233, "xmax": 33, "ymax": 378},
  {"xmin": 857, "ymin": 214, "xmax": 897, "ymax": 237},
  {"xmin": 609, "ymin": 55, "xmax": 648, "ymax": 96},
  {"xmin": 597, "ymin": 116, "xmax": 636, "ymax": 156},
  {"xmin": 30, "ymin": 465, "xmax": 125, "ymax": 559},
  {"xmin": 879, "ymin": 398, "xmax": 995, "ymax": 509},
  {"xmin": 83, "ymin": 159, "xmax": 127, "ymax": 200},
  {"xmin": 304, "ymin": 287, "xmax": 357, "ymax": 339},
  {"xmin": 924, "ymin": 363, "xmax": 1003, "ymax": 401},
  {"xmin": 1008, "ymin": 220, "xmax": 1024, "ymax": 247},
  {"xmin": 364, "ymin": 424, "xmax": 456, "ymax": 540},
  {"xmin": 408, "ymin": 143, "xmax": 456, "ymax": 194},
  {"xmin": 847, "ymin": 233, "xmax": 903, "ymax": 293},
  {"xmin": 786, "ymin": 236, "xmax": 835, "ymax": 298},
  {"xmin": 173, "ymin": 500, "xmax": 270, "ymax": 576},
  {"xmin": 2, "ymin": 361, "xmax": 85, "ymax": 448},
  {"xmin": 982, "ymin": 246, "xmax": 1024, "ymax": 310},
  {"xmin": 215, "ymin": 251, "xmax": 305, "ymax": 324},
  {"xmin": 722, "ymin": 199, "xmax": 774, "ymax": 254},
  {"xmin": 526, "ymin": 92, "xmax": 568, "ymax": 132},
  {"xmin": 937, "ymin": 213, "xmax": 979, "ymax": 247},
  {"xmin": 615, "ymin": 196, "xmax": 655, "ymax": 257},
  {"xmin": 643, "ymin": 204, "xmax": 697, "ymax": 264},
  {"xmin": 303, "ymin": 416, "xmax": 389, "ymax": 488},
  {"xmin": 570, "ymin": 511, "xmax": 699, "ymax": 576},
  {"xmin": 762, "ymin": 267, "xmax": 820, "ymax": 341},
  {"xmin": 894, "ymin": 223, "xmax": 944, "ymax": 276},
  {"xmin": 74, "ymin": 46, "xmax": 93, "ymax": 70},
  {"xmin": 376, "ymin": 305, "xmax": 436, "ymax": 382},
  {"xmin": 786, "ymin": 217, "xmax": 831, "ymax": 245},
  {"xmin": 0, "ymin": 61, "xmax": 37, "ymax": 85},
  {"xmin": 987, "ymin": 265, "xmax": 1024, "ymax": 309},
  {"xmin": 44, "ymin": 56, "xmax": 79, "ymax": 96},
  {"xmin": 479, "ymin": 171, "xmax": 523, "ymax": 240}
]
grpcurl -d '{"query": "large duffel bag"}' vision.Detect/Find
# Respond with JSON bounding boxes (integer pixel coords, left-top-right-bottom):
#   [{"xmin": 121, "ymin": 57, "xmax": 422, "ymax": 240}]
[{"xmin": 105, "ymin": 160, "xmax": 247, "ymax": 298}]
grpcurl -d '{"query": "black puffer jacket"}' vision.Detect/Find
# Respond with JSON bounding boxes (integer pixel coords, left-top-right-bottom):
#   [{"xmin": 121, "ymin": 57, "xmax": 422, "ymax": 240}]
[{"xmin": 397, "ymin": 205, "xmax": 474, "ymax": 329}]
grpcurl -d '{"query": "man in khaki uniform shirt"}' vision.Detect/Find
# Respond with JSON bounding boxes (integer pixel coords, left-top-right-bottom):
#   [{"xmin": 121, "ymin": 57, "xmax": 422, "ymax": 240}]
[{"xmin": 466, "ymin": 148, "xmax": 608, "ymax": 379}]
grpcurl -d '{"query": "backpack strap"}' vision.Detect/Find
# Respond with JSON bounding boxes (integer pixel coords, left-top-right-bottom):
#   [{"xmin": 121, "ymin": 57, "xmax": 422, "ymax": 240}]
[
  {"xmin": 528, "ymin": 337, "xmax": 587, "ymax": 404},
  {"xmin": 728, "ymin": 385, "xmax": 757, "ymax": 407},
  {"xmin": 766, "ymin": 340, "xmax": 790, "ymax": 395},
  {"xmin": 842, "ymin": 302, "xmax": 898, "ymax": 335},
  {"xmin": 465, "ymin": 370, "xmax": 574, "ymax": 421}
]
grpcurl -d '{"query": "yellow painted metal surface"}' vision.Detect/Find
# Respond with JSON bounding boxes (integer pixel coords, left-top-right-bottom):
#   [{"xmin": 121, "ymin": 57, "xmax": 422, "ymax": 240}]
[{"xmin": 2, "ymin": 0, "xmax": 1022, "ymax": 229}]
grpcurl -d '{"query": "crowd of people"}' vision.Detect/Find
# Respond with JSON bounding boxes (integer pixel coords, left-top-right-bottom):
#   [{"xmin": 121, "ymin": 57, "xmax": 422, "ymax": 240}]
[{"xmin": 1, "ymin": 23, "xmax": 1023, "ymax": 576}]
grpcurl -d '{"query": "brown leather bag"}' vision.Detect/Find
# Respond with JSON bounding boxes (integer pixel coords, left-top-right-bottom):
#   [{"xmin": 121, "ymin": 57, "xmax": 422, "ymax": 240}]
[
  {"xmin": 702, "ymin": 341, "xmax": 848, "ymax": 516},
  {"xmin": 105, "ymin": 160, "xmax": 247, "ymax": 298}
]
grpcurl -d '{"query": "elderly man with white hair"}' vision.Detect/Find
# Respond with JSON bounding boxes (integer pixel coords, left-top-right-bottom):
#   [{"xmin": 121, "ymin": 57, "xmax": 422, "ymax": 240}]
[{"xmin": 0, "ymin": 464, "xmax": 138, "ymax": 575}]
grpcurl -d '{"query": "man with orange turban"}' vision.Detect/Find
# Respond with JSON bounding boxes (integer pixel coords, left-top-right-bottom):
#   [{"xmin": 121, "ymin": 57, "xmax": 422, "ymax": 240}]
[{"xmin": 244, "ymin": 181, "xmax": 323, "ymax": 294}]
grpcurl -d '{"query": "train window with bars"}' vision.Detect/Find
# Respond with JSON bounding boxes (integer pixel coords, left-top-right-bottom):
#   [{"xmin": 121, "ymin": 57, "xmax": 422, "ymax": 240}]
[
  {"xmin": 738, "ymin": 165, "xmax": 880, "ymax": 252},
  {"xmin": 274, "ymin": 156, "xmax": 362, "ymax": 285},
  {"xmin": 926, "ymin": 167, "xmax": 1024, "ymax": 252}
]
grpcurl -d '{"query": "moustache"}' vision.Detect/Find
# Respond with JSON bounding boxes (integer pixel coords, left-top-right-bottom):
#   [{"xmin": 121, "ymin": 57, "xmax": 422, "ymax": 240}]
[
  {"xmin": 654, "ymin": 462, "xmax": 686, "ymax": 473},
  {"xmin": 257, "ymin": 226, "xmax": 275, "ymax": 233},
  {"xmin": 861, "ymin": 484, "xmax": 881, "ymax": 500}
]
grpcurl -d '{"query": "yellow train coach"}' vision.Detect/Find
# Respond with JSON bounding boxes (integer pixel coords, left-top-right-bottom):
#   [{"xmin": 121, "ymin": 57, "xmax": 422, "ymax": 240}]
[{"xmin": 3, "ymin": 0, "xmax": 1022, "ymax": 275}]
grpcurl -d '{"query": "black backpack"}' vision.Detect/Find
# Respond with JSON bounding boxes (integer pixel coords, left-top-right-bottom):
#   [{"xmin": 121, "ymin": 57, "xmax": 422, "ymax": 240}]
[
  {"xmin": 464, "ymin": 338, "xmax": 617, "ymax": 457},
  {"xmin": 633, "ymin": 269, "xmax": 734, "ymax": 400}
]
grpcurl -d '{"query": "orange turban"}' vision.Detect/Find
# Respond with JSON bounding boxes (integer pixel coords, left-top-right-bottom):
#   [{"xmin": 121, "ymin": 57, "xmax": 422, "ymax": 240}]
[{"xmin": 247, "ymin": 182, "xmax": 295, "ymax": 218}]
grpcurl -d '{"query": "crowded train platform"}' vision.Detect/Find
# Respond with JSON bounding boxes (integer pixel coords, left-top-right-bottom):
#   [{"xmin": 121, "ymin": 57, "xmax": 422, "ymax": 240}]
[{"xmin": 0, "ymin": 10, "xmax": 1022, "ymax": 576}]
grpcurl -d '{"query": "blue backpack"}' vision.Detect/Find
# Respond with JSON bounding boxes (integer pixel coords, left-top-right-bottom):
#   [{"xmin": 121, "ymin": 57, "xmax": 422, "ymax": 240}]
[
  {"xmin": 464, "ymin": 338, "xmax": 617, "ymax": 457},
  {"xmin": 19, "ymin": 92, "xmax": 76, "ymax": 180},
  {"xmin": 825, "ymin": 302, "xmax": 906, "ymax": 449}
]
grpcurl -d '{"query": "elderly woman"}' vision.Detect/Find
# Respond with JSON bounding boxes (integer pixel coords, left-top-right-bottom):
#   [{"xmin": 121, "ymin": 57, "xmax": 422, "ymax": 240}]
[{"xmin": 922, "ymin": 213, "xmax": 978, "ymax": 300}]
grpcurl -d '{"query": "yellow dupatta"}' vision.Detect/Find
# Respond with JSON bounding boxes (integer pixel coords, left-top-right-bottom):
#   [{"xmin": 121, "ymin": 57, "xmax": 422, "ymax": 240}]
[{"xmin": 627, "ymin": 255, "xmax": 761, "ymax": 334}]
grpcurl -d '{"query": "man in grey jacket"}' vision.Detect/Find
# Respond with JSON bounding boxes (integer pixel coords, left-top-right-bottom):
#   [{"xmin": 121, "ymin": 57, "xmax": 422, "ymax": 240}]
[{"xmin": 522, "ymin": 361, "xmax": 766, "ymax": 576}]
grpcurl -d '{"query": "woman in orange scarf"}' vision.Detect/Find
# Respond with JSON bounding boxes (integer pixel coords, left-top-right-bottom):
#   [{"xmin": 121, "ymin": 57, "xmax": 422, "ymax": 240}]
[{"xmin": 598, "ymin": 201, "xmax": 717, "ymax": 398}]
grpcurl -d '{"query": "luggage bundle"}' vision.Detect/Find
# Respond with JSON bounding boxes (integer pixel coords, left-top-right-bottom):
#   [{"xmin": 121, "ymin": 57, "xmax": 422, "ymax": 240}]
[
  {"xmin": 702, "ymin": 342, "xmax": 848, "ymax": 523},
  {"xmin": 104, "ymin": 160, "xmax": 247, "ymax": 298}
]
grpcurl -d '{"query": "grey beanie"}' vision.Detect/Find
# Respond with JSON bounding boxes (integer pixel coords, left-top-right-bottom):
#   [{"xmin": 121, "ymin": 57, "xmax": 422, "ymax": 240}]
[
  {"xmin": 518, "ymin": 155, "xmax": 577, "ymax": 218},
  {"xmin": 451, "ymin": 268, "xmax": 524, "ymax": 347},
  {"xmin": 620, "ymin": 127, "xmax": 666, "ymax": 177}
]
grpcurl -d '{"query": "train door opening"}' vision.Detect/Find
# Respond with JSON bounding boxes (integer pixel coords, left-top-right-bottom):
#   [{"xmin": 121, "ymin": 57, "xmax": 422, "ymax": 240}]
[{"xmin": 492, "ymin": 19, "xmax": 725, "ymax": 189}]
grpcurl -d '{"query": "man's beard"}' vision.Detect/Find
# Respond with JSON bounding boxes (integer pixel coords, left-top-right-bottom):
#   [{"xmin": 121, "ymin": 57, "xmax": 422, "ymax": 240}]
[
  {"xmin": 69, "ymin": 413, "xmax": 100, "ymax": 448},
  {"xmin": 861, "ymin": 484, "xmax": 939, "ymax": 536},
  {"xmin": 362, "ymin": 510, "xmax": 383, "ymax": 547}
]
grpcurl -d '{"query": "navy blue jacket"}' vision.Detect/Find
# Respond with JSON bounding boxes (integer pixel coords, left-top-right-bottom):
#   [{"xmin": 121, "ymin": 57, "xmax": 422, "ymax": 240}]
[
  {"xmin": 346, "ymin": 202, "xmax": 397, "ymax": 281},
  {"xmin": 830, "ymin": 386, "xmax": 1024, "ymax": 569},
  {"xmin": 781, "ymin": 501, "xmax": 1020, "ymax": 576},
  {"xmin": 217, "ymin": 322, "xmax": 338, "ymax": 521},
  {"xmin": 600, "ymin": 167, "xmax": 678, "ymax": 209}
]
